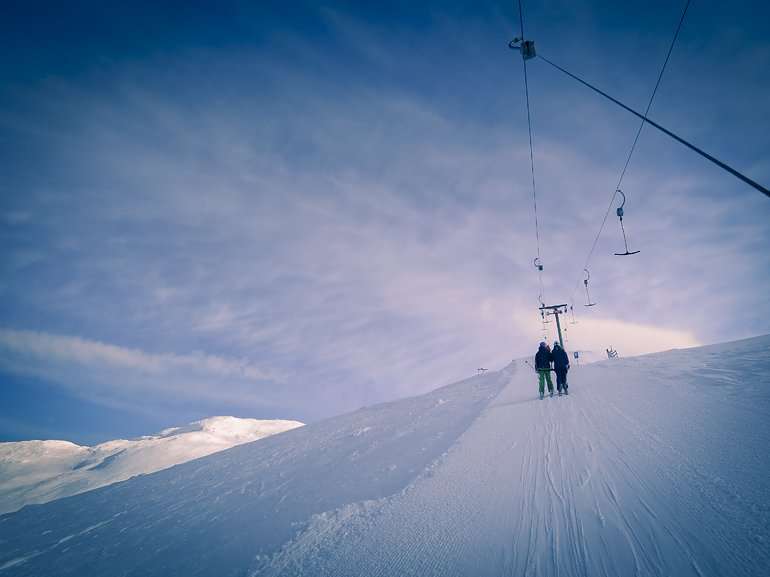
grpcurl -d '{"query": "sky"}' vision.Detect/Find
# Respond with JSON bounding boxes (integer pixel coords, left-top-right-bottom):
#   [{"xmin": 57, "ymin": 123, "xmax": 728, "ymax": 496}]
[{"xmin": 1, "ymin": 0, "xmax": 768, "ymax": 444}]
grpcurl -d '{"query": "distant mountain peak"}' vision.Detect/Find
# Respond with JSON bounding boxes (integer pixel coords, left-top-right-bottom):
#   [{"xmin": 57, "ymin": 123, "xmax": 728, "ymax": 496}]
[{"xmin": 0, "ymin": 416, "xmax": 303, "ymax": 514}]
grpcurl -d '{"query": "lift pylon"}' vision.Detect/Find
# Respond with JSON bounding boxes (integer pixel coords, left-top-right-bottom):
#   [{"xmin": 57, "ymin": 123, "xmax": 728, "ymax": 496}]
[{"xmin": 539, "ymin": 303, "xmax": 568, "ymax": 349}]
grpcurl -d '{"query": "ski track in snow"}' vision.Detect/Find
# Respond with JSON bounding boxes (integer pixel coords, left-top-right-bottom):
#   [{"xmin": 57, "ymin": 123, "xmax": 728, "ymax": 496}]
[
  {"xmin": 258, "ymin": 338, "xmax": 770, "ymax": 577},
  {"xmin": 1, "ymin": 336, "xmax": 769, "ymax": 577}
]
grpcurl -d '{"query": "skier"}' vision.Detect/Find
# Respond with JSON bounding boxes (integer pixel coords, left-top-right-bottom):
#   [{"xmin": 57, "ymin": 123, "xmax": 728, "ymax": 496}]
[
  {"xmin": 552, "ymin": 341, "xmax": 570, "ymax": 395},
  {"xmin": 535, "ymin": 342, "xmax": 554, "ymax": 399}
]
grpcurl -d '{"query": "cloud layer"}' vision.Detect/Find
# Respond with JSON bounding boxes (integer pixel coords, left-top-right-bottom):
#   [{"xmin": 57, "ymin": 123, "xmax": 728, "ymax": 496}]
[{"xmin": 0, "ymin": 1, "xmax": 768, "ymax": 426}]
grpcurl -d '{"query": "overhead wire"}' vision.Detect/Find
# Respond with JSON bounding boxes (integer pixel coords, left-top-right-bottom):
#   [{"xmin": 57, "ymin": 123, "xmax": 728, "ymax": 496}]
[
  {"xmin": 537, "ymin": 53, "xmax": 769, "ymax": 199},
  {"xmin": 516, "ymin": 0, "xmax": 546, "ymax": 315},
  {"xmin": 508, "ymin": 0, "xmax": 768, "ymax": 343},
  {"xmin": 564, "ymin": 0, "xmax": 694, "ymax": 305}
]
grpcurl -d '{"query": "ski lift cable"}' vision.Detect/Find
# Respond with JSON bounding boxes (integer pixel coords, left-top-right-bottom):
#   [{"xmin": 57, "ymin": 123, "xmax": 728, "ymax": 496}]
[
  {"xmin": 535, "ymin": 52, "xmax": 769, "ymax": 199},
  {"xmin": 563, "ymin": 0, "xmax": 695, "ymax": 304},
  {"xmin": 616, "ymin": 0, "xmax": 692, "ymax": 195},
  {"xmin": 516, "ymin": 0, "xmax": 545, "ymax": 305},
  {"xmin": 574, "ymin": 0, "xmax": 689, "ymax": 293}
]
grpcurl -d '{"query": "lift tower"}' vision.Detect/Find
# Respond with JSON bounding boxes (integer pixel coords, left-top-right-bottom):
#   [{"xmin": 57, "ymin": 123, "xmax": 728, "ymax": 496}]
[{"xmin": 539, "ymin": 303, "xmax": 568, "ymax": 349}]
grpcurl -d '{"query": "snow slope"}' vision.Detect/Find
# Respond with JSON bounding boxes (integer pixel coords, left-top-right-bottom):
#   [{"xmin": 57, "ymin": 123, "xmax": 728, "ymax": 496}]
[
  {"xmin": 0, "ymin": 335, "xmax": 768, "ymax": 577},
  {"xmin": 0, "ymin": 417, "xmax": 303, "ymax": 514}
]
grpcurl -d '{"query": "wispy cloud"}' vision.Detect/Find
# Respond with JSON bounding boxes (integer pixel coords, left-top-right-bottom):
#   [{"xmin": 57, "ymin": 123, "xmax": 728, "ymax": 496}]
[
  {"xmin": 0, "ymin": 329, "xmax": 283, "ymax": 409},
  {"xmin": 0, "ymin": 2, "xmax": 768, "ymax": 427}
]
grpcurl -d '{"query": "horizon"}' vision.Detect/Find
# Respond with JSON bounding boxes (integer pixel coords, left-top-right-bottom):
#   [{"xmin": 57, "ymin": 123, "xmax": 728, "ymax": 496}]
[
  {"xmin": 1, "ymin": 0, "xmax": 769, "ymax": 444},
  {"xmin": 3, "ymin": 332, "xmax": 767, "ymax": 446}
]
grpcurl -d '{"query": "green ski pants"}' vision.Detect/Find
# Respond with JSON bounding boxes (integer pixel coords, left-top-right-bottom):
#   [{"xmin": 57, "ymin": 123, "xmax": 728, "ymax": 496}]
[{"xmin": 538, "ymin": 369, "xmax": 553, "ymax": 395}]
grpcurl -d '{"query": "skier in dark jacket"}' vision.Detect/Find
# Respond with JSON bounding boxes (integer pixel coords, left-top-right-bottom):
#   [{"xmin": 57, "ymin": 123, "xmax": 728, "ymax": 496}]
[
  {"xmin": 534, "ymin": 342, "xmax": 554, "ymax": 399},
  {"xmin": 552, "ymin": 341, "xmax": 570, "ymax": 395}
]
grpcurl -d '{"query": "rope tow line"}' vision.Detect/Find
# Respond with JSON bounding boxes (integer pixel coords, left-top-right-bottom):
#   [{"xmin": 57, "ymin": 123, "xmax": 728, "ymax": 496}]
[
  {"xmin": 507, "ymin": 0, "xmax": 768, "ymax": 343},
  {"xmin": 566, "ymin": 0, "xmax": 694, "ymax": 305},
  {"xmin": 512, "ymin": 0, "xmax": 546, "ymax": 325}
]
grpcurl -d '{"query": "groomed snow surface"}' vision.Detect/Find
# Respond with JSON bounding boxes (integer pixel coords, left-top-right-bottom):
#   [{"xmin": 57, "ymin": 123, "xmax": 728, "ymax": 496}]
[
  {"xmin": 0, "ymin": 417, "xmax": 304, "ymax": 514},
  {"xmin": 1, "ymin": 335, "xmax": 769, "ymax": 576}
]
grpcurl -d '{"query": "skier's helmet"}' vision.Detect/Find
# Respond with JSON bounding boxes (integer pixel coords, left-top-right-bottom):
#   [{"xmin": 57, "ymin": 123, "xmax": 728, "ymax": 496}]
[{"xmin": 553, "ymin": 341, "xmax": 560, "ymax": 348}]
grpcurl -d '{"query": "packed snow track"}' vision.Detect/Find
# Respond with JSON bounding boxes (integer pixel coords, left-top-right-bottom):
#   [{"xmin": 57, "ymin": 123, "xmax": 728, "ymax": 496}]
[{"xmin": 1, "ymin": 336, "xmax": 768, "ymax": 576}]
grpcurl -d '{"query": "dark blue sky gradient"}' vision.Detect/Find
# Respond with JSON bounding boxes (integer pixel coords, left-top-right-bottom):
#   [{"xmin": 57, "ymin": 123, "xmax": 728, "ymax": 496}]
[{"xmin": 1, "ymin": 0, "xmax": 768, "ymax": 444}]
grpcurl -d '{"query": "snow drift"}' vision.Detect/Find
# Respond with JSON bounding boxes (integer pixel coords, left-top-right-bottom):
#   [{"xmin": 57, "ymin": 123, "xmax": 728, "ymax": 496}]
[
  {"xmin": 0, "ymin": 416, "xmax": 303, "ymax": 514},
  {"xmin": 0, "ymin": 335, "xmax": 768, "ymax": 577}
]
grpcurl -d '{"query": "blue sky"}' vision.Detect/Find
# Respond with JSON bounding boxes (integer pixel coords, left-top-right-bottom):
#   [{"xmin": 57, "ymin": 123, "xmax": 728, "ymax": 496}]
[{"xmin": 1, "ymin": 0, "xmax": 769, "ymax": 444}]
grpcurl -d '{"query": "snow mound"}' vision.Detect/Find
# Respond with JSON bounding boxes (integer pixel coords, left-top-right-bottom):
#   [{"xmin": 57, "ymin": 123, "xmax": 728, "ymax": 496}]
[
  {"xmin": 0, "ymin": 417, "xmax": 303, "ymax": 514},
  {"xmin": 159, "ymin": 416, "xmax": 300, "ymax": 440},
  {"xmin": 0, "ymin": 335, "xmax": 769, "ymax": 577}
]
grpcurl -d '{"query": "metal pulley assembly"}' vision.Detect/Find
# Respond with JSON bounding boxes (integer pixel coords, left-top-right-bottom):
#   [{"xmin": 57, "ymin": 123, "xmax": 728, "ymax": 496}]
[{"xmin": 508, "ymin": 37, "xmax": 536, "ymax": 60}]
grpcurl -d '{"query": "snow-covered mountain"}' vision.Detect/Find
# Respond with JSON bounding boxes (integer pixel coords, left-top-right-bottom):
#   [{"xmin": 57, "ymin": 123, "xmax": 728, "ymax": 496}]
[
  {"xmin": 0, "ymin": 336, "xmax": 768, "ymax": 577},
  {"xmin": 0, "ymin": 416, "xmax": 303, "ymax": 514}
]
